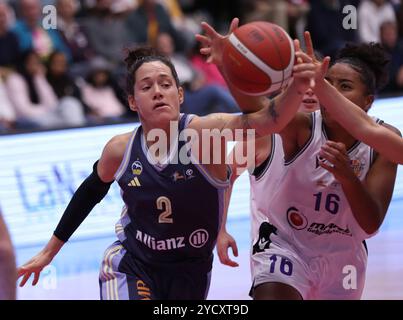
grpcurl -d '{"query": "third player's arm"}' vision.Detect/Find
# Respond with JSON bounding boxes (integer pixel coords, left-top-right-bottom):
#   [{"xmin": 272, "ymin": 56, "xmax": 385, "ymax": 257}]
[
  {"xmin": 316, "ymin": 80, "xmax": 403, "ymax": 164},
  {"xmin": 342, "ymin": 128, "xmax": 399, "ymax": 234}
]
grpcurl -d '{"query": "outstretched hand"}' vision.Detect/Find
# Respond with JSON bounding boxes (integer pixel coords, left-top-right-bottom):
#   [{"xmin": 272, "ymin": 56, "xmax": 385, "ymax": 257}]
[
  {"xmin": 17, "ymin": 251, "xmax": 53, "ymax": 287},
  {"xmin": 195, "ymin": 18, "xmax": 239, "ymax": 67},
  {"xmin": 292, "ymin": 33, "xmax": 331, "ymax": 94},
  {"xmin": 303, "ymin": 31, "xmax": 331, "ymax": 85},
  {"xmin": 216, "ymin": 229, "xmax": 239, "ymax": 267}
]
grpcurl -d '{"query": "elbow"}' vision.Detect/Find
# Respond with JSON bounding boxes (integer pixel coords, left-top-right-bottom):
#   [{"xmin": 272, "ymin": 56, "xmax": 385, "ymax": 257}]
[{"xmin": 362, "ymin": 208, "xmax": 384, "ymax": 235}]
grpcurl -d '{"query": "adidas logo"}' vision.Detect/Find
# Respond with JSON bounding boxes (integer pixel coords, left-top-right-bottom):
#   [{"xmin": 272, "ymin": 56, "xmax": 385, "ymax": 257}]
[{"xmin": 128, "ymin": 177, "xmax": 141, "ymax": 187}]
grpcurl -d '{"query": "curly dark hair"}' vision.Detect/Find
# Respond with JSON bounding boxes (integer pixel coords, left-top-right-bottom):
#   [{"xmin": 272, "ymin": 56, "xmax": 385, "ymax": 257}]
[
  {"xmin": 124, "ymin": 46, "xmax": 180, "ymax": 96},
  {"xmin": 334, "ymin": 42, "xmax": 390, "ymax": 94}
]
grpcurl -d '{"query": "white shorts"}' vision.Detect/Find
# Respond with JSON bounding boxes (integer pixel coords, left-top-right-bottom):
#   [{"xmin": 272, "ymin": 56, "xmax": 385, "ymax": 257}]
[{"xmin": 250, "ymin": 240, "xmax": 367, "ymax": 300}]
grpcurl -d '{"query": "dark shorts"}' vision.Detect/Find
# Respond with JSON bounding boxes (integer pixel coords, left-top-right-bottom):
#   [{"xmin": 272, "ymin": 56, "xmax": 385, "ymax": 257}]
[{"xmin": 99, "ymin": 241, "xmax": 212, "ymax": 300}]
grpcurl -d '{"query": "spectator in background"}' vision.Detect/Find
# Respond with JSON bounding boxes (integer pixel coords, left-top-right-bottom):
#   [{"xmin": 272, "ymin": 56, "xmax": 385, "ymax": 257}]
[
  {"xmin": 155, "ymin": 32, "xmax": 239, "ymax": 116},
  {"xmin": 307, "ymin": 0, "xmax": 358, "ymax": 59},
  {"xmin": 358, "ymin": 0, "xmax": 396, "ymax": 43},
  {"xmin": 0, "ymin": 71, "xmax": 16, "ymax": 133},
  {"xmin": 189, "ymin": 40, "xmax": 228, "ymax": 89},
  {"xmin": 0, "ymin": 1, "xmax": 19, "ymax": 68},
  {"xmin": 243, "ymin": 0, "xmax": 289, "ymax": 32},
  {"xmin": 397, "ymin": 3, "xmax": 403, "ymax": 39},
  {"xmin": 81, "ymin": 0, "xmax": 130, "ymax": 66},
  {"xmin": 12, "ymin": 0, "xmax": 70, "ymax": 61},
  {"xmin": 56, "ymin": 0, "xmax": 94, "ymax": 75},
  {"xmin": 125, "ymin": 0, "xmax": 187, "ymax": 52},
  {"xmin": 79, "ymin": 56, "xmax": 127, "ymax": 124},
  {"xmin": 380, "ymin": 21, "xmax": 403, "ymax": 93},
  {"xmin": 0, "ymin": 207, "xmax": 16, "ymax": 300},
  {"xmin": 5, "ymin": 50, "xmax": 86, "ymax": 129},
  {"xmin": 46, "ymin": 51, "xmax": 86, "ymax": 111}
]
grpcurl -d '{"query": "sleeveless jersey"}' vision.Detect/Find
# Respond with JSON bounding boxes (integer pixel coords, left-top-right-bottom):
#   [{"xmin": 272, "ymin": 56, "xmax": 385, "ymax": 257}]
[
  {"xmin": 249, "ymin": 134, "xmax": 285, "ymax": 241},
  {"xmin": 248, "ymin": 134, "xmax": 285, "ymax": 276},
  {"xmin": 114, "ymin": 114, "xmax": 229, "ymax": 270},
  {"xmin": 253, "ymin": 110, "xmax": 379, "ymax": 257}
]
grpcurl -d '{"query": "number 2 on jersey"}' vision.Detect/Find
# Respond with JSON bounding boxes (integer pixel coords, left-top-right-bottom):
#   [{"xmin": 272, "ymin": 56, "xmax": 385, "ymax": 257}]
[{"xmin": 157, "ymin": 196, "xmax": 173, "ymax": 223}]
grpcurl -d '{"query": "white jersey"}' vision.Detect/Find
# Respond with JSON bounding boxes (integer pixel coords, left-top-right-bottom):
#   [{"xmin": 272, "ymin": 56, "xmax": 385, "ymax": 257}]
[
  {"xmin": 248, "ymin": 134, "xmax": 285, "ymax": 276},
  {"xmin": 264, "ymin": 110, "xmax": 378, "ymax": 257},
  {"xmin": 247, "ymin": 111, "xmax": 379, "ymax": 299}
]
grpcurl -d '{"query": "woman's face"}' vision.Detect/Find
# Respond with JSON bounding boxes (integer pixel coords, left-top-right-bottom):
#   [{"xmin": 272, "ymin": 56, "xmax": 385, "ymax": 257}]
[
  {"xmin": 49, "ymin": 53, "xmax": 67, "ymax": 76},
  {"xmin": 129, "ymin": 61, "xmax": 183, "ymax": 127},
  {"xmin": 322, "ymin": 62, "xmax": 373, "ymax": 124},
  {"xmin": 299, "ymin": 87, "xmax": 320, "ymax": 113},
  {"xmin": 24, "ymin": 53, "xmax": 42, "ymax": 75}
]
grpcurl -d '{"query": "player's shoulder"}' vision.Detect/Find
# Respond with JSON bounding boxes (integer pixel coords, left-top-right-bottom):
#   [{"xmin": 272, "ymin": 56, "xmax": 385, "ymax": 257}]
[
  {"xmin": 107, "ymin": 132, "xmax": 133, "ymax": 150},
  {"xmin": 103, "ymin": 132, "xmax": 133, "ymax": 161}
]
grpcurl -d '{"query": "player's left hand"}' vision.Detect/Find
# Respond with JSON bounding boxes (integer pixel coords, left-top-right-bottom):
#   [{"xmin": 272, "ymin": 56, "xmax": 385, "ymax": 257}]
[
  {"xmin": 318, "ymin": 140, "xmax": 356, "ymax": 183},
  {"xmin": 195, "ymin": 18, "xmax": 239, "ymax": 67}
]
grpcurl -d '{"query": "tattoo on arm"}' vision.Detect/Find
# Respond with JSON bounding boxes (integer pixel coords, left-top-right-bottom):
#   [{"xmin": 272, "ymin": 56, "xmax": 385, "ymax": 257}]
[
  {"xmin": 268, "ymin": 99, "xmax": 279, "ymax": 123},
  {"xmin": 241, "ymin": 114, "xmax": 260, "ymax": 139}
]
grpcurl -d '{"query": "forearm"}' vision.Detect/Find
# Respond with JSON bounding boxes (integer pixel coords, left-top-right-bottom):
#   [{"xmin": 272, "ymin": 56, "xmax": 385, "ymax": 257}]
[
  {"xmin": 41, "ymin": 235, "xmax": 65, "ymax": 260},
  {"xmin": 53, "ymin": 161, "xmax": 112, "ymax": 242},
  {"xmin": 315, "ymin": 80, "xmax": 372, "ymax": 138},
  {"xmin": 341, "ymin": 178, "xmax": 383, "ymax": 234},
  {"xmin": 221, "ymin": 183, "xmax": 234, "ymax": 233},
  {"xmin": 316, "ymin": 80, "xmax": 403, "ymax": 164},
  {"xmin": 244, "ymin": 80, "xmax": 303, "ymax": 136}
]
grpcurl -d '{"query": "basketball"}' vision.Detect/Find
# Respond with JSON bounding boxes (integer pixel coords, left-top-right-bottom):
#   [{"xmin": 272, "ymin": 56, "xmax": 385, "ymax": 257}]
[{"xmin": 222, "ymin": 21, "xmax": 295, "ymax": 96}]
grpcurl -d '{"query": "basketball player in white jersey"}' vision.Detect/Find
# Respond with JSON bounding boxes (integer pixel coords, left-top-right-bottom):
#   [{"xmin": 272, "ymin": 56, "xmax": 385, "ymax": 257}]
[{"xmin": 201, "ymin": 21, "xmax": 399, "ymax": 299}]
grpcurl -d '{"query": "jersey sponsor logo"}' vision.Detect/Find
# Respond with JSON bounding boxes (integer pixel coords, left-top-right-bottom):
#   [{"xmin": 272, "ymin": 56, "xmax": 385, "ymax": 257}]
[
  {"xmin": 307, "ymin": 222, "xmax": 352, "ymax": 236},
  {"xmin": 189, "ymin": 229, "xmax": 209, "ymax": 248},
  {"xmin": 185, "ymin": 169, "xmax": 195, "ymax": 179},
  {"xmin": 172, "ymin": 171, "xmax": 185, "ymax": 182},
  {"xmin": 287, "ymin": 207, "xmax": 308, "ymax": 230},
  {"xmin": 171, "ymin": 168, "xmax": 196, "ymax": 182},
  {"xmin": 315, "ymin": 155, "xmax": 326, "ymax": 169},
  {"xmin": 252, "ymin": 222, "xmax": 277, "ymax": 254},
  {"xmin": 128, "ymin": 177, "xmax": 141, "ymax": 187},
  {"xmin": 349, "ymin": 159, "xmax": 364, "ymax": 177},
  {"xmin": 136, "ymin": 280, "xmax": 151, "ymax": 300},
  {"xmin": 258, "ymin": 238, "xmax": 269, "ymax": 250},
  {"xmin": 136, "ymin": 230, "xmax": 185, "ymax": 251},
  {"xmin": 131, "ymin": 160, "xmax": 143, "ymax": 176}
]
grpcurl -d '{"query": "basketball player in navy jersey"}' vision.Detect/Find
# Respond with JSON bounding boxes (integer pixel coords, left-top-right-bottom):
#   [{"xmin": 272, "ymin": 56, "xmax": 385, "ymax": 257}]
[
  {"xmin": 16, "ymin": 19, "xmax": 321, "ymax": 299},
  {"xmin": 201, "ymin": 21, "xmax": 399, "ymax": 299}
]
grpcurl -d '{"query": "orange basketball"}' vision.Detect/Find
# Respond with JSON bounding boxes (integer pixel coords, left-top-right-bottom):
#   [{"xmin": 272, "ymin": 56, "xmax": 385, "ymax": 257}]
[{"xmin": 222, "ymin": 21, "xmax": 295, "ymax": 96}]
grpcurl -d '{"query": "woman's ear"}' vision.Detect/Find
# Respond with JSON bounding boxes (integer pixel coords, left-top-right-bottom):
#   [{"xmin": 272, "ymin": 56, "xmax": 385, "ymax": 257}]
[
  {"xmin": 128, "ymin": 95, "xmax": 137, "ymax": 112},
  {"xmin": 178, "ymin": 87, "xmax": 184, "ymax": 105}
]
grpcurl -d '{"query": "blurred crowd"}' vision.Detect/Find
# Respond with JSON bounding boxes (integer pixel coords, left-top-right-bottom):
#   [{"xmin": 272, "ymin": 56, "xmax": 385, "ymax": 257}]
[{"xmin": 0, "ymin": 0, "xmax": 403, "ymax": 134}]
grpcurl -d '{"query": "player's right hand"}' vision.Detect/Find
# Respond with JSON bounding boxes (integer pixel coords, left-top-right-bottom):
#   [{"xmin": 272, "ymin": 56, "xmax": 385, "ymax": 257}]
[
  {"xmin": 216, "ymin": 230, "xmax": 239, "ymax": 267},
  {"xmin": 17, "ymin": 251, "xmax": 53, "ymax": 287},
  {"xmin": 195, "ymin": 17, "xmax": 239, "ymax": 67}
]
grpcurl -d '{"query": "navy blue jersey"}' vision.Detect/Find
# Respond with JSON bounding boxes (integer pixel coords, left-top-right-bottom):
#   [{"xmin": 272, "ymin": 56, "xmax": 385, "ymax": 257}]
[{"xmin": 114, "ymin": 114, "xmax": 229, "ymax": 271}]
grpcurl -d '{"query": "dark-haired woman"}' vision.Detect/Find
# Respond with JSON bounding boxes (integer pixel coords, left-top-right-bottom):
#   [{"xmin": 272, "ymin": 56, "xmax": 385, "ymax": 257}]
[
  {"xmin": 201, "ymin": 24, "xmax": 399, "ymax": 299},
  {"xmin": 304, "ymin": 36, "xmax": 403, "ymax": 165},
  {"xmin": 5, "ymin": 50, "xmax": 86, "ymax": 129},
  {"xmin": 16, "ymin": 20, "xmax": 320, "ymax": 299}
]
